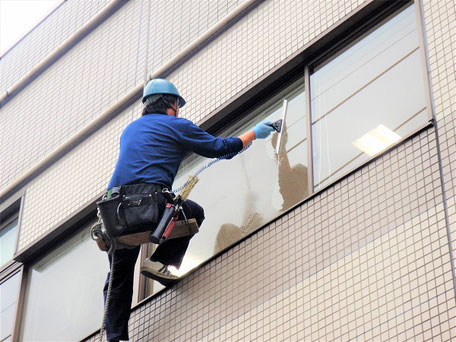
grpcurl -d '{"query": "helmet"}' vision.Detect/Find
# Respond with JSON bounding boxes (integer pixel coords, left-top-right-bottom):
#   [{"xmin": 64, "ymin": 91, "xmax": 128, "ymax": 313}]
[{"xmin": 142, "ymin": 78, "xmax": 186, "ymax": 107}]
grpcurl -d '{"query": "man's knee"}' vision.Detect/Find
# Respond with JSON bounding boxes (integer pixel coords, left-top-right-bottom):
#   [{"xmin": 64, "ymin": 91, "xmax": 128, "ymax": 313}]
[
  {"xmin": 184, "ymin": 199, "xmax": 205, "ymax": 226},
  {"xmin": 193, "ymin": 203, "xmax": 205, "ymax": 223}
]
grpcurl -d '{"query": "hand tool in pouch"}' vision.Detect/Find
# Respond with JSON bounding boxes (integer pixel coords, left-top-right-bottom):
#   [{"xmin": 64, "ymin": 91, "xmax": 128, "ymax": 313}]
[{"xmin": 150, "ymin": 175, "xmax": 199, "ymax": 244}]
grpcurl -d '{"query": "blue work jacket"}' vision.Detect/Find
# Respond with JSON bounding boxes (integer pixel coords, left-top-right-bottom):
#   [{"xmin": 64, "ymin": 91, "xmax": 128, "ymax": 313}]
[{"xmin": 108, "ymin": 113, "xmax": 243, "ymax": 190}]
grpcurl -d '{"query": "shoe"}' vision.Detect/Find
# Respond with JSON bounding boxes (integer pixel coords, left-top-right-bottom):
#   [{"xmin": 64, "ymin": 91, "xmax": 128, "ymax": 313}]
[{"xmin": 140, "ymin": 259, "xmax": 178, "ymax": 286}]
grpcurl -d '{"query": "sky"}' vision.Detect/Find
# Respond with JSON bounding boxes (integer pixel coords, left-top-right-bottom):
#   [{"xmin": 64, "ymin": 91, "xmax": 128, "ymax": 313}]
[{"xmin": 0, "ymin": 0, "xmax": 62, "ymax": 56}]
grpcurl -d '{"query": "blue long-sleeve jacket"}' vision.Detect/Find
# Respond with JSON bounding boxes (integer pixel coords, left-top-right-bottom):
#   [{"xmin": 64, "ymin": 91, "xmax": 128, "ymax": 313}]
[{"xmin": 107, "ymin": 113, "xmax": 243, "ymax": 190}]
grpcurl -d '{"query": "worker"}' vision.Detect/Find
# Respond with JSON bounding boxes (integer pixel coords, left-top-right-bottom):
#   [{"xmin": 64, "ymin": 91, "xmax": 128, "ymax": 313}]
[{"xmin": 102, "ymin": 78, "xmax": 275, "ymax": 341}]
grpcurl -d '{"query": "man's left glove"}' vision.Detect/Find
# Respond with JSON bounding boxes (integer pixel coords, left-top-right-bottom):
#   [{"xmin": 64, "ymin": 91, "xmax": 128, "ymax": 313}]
[{"xmin": 253, "ymin": 121, "xmax": 275, "ymax": 139}]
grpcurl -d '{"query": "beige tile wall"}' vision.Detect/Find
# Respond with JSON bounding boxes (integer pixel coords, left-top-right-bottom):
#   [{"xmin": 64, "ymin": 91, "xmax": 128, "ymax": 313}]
[
  {"xmin": 200, "ymin": 202, "xmax": 452, "ymax": 341},
  {"xmin": 0, "ymin": 0, "xmax": 110, "ymax": 93},
  {"xmin": 12, "ymin": 0, "xmax": 365, "ymax": 257},
  {"xmin": 86, "ymin": 128, "xmax": 455, "ymax": 341},
  {"xmin": 17, "ymin": 100, "xmax": 142, "ymax": 251},
  {"xmin": 421, "ymin": 0, "xmax": 456, "ymax": 263},
  {"xmin": 2, "ymin": 0, "xmax": 455, "ymax": 340},
  {"xmin": 169, "ymin": 0, "xmax": 365, "ymax": 125},
  {"xmin": 0, "ymin": 0, "xmax": 244, "ymax": 192}
]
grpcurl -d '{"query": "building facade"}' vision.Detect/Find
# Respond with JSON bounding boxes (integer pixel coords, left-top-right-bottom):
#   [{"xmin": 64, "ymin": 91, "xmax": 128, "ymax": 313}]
[{"xmin": 0, "ymin": 0, "xmax": 455, "ymax": 341}]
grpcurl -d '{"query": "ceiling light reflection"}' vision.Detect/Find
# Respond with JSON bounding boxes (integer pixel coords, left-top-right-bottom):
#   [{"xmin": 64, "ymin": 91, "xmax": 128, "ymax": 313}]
[{"xmin": 353, "ymin": 124, "xmax": 401, "ymax": 156}]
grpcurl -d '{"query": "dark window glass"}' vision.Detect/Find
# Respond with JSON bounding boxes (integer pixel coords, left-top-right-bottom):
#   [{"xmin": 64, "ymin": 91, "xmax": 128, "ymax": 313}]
[
  {"xmin": 20, "ymin": 224, "xmax": 109, "ymax": 341},
  {"xmin": 0, "ymin": 218, "xmax": 18, "ymax": 267},
  {"xmin": 0, "ymin": 272, "xmax": 21, "ymax": 342}
]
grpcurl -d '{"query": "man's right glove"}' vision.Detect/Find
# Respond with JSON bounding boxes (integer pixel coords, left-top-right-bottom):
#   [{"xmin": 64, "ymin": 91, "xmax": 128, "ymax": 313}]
[{"xmin": 253, "ymin": 121, "xmax": 275, "ymax": 139}]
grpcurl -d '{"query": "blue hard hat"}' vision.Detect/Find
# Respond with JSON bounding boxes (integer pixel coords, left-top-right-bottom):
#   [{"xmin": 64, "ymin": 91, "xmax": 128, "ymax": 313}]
[{"xmin": 142, "ymin": 78, "xmax": 186, "ymax": 107}]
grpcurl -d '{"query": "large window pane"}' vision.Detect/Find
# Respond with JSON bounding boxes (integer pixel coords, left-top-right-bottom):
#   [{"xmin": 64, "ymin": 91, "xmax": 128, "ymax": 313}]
[
  {"xmin": 0, "ymin": 218, "xmax": 18, "ymax": 267},
  {"xmin": 311, "ymin": 5, "xmax": 428, "ymax": 189},
  {"xmin": 147, "ymin": 81, "xmax": 308, "ymax": 295},
  {"xmin": 0, "ymin": 272, "xmax": 21, "ymax": 342},
  {"xmin": 20, "ymin": 224, "xmax": 109, "ymax": 341}
]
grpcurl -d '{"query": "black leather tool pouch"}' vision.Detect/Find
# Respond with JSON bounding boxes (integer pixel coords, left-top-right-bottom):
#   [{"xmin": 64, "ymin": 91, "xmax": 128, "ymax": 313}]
[
  {"xmin": 120, "ymin": 192, "xmax": 159, "ymax": 229},
  {"xmin": 97, "ymin": 195, "xmax": 126, "ymax": 237},
  {"xmin": 96, "ymin": 184, "xmax": 163, "ymax": 238}
]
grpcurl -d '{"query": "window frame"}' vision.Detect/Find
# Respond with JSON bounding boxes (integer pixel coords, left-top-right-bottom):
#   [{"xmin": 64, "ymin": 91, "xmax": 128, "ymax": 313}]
[
  {"xmin": 0, "ymin": 264, "xmax": 24, "ymax": 342},
  {"xmin": 0, "ymin": 188, "xmax": 103, "ymax": 342},
  {"xmin": 15, "ymin": 216, "xmax": 109, "ymax": 342},
  {"xmin": 305, "ymin": 0, "xmax": 433, "ymax": 194},
  {"xmin": 0, "ymin": 0, "xmax": 431, "ymax": 336},
  {"xmin": 0, "ymin": 214, "xmax": 19, "ymax": 272},
  {"xmin": 0, "ymin": 195, "xmax": 24, "ymax": 342},
  {"xmin": 0, "ymin": 194, "xmax": 23, "ymax": 273},
  {"xmin": 132, "ymin": 0, "xmax": 434, "ymax": 306}
]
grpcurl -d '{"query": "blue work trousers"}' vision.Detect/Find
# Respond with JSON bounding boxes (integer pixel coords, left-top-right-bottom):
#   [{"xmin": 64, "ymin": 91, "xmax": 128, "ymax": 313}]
[{"xmin": 103, "ymin": 199, "xmax": 204, "ymax": 341}]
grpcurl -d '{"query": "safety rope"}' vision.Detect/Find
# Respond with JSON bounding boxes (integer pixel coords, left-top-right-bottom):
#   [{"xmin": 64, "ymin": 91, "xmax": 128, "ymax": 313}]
[
  {"xmin": 172, "ymin": 142, "xmax": 252, "ymax": 193},
  {"xmin": 99, "ymin": 240, "xmax": 116, "ymax": 342},
  {"xmin": 97, "ymin": 0, "xmax": 147, "ymax": 338},
  {"xmin": 91, "ymin": 218, "xmax": 136, "ymax": 342}
]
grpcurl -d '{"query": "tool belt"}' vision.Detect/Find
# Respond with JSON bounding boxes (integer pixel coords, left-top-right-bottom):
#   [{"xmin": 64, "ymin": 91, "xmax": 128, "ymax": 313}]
[{"xmin": 96, "ymin": 183, "xmax": 165, "ymax": 239}]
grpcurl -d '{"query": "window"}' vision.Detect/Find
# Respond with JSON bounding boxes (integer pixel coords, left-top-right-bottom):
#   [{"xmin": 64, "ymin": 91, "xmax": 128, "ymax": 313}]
[
  {"xmin": 0, "ymin": 272, "xmax": 21, "ymax": 342},
  {"xmin": 143, "ymin": 80, "xmax": 309, "ymax": 296},
  {"xmin": 0, "ymin": 217, "xmax": 18, "ymax": 268},
  {"xmin": 19, "ymin": 222, "xmax": 109, "ymax": 341},
  {"xmin": 310, "ymin": 5, "xmax": 428, "ymax": 190},
  {"xmin": 138, "ymin": 3, "xmax": 430, "ymax": 298},
  {"xmin": 0, "ymin": 201, "xmax": 22, "ymax": 341}
]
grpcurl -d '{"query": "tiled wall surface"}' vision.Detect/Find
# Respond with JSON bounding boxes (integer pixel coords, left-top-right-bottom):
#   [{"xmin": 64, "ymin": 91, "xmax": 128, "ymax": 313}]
[
  {"xmin": 17, "ymin": 100, "xmax": 141, "ymax": 251},
  {"xmin": 168, "ymin": 0, "xmax": 365, "ymax": 125},
  {"xmin": 421, "ymin": 0, "xmax": 456, "ymax": 259},
  {"xmin": 8, "ymin": 0, "xmax": 364, "ymax": 258},
  {"xmin": 0, "ymin": 0, "xmax": 111, "ymax": 93},
  {"xmin": 1, "ymin": 0, "xmax": 455, "ymax": 340},
  {"xmin": 0, "ymin": 0, "xmax": 244, "ymax": 192},
  {"xmin": 87, "ymin": 128, "xmax": 455, "ymax": 341}
]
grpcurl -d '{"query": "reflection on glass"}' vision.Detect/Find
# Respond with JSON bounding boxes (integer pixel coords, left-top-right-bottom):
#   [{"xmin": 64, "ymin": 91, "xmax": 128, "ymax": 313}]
[
  {"xmin": 0, "ymin": 218, "xmax": 18, "ymax": 267},
  {"xmin": 0, "ymin": 272, "xmax": 20, "ymax": 342},
  {"xmin": 311, "ymin": 6, "xmax": 420, "ymax": 120},
  {"xmin": 20, "ymin": 224, "xmax": 109, "ymax": 341},
  {"xmin": 146, "ymin": 82, "xmax": 309, "ymax": 295},
  {"xmin": 311, "ymin": 5, "xmax": 428, "ymax": 189},
  {"xmin": 353, "ymin": 125, "xmax": 401, "ymax": 156}
]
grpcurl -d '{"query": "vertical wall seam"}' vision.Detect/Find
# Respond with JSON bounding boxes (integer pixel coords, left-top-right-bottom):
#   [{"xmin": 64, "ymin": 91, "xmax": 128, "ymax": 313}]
[
  {"xmin": 433, "ymin": 119, "xmax": 456, "ymax": 303},
  {"xmin": 417, "ymin": 0, "xmax": 456, "ymax": 303}
]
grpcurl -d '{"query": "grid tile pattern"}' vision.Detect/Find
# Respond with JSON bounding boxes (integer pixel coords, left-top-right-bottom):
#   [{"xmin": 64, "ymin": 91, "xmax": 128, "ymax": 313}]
[
  {"xmin": 421, "ymin": 0, "xmax": 456, "ymax": 264},
  {"xmin": 12, "ymin": 0, "xmax": 367, "ymax": 264},
  {"xmin": 0, "ymin": 0, "xmax": 143, "ymax": 192},
  {"xmin": 170, "ymin": 0, "xmax": 366, "ymax": 126},
  {"xmin": 0, "ymin": 0, "xmax": 110, "ymax": 93},
  {"xmin": 0, "ymin": 0, "xmax": 243, "ymax": 193},
  {"xmin": 17, "ymin": 100, "xmax": 141, "ymax": 251},
  {"xmin": 84, "ymin": 129, "xmax": 455, "ymax": 341},
  {"xmin": 143, "ymin": 0, "xmax": 244, "ymax": 76},
  {"xmin": 3, "ymin": 0, "xmax": 456, "ymax": 341}
]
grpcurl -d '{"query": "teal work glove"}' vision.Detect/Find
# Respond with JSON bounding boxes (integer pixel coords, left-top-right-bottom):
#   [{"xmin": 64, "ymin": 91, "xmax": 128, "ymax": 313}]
[{"xmin": 253, "ymin": 121, "xmax": 275, "ymax": 139}]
